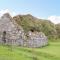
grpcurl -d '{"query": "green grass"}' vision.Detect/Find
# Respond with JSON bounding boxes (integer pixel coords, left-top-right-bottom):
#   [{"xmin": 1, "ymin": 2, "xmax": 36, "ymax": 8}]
[{"xmin": 0, "ymin": 41, "xmax": 60, "ymax": 60}]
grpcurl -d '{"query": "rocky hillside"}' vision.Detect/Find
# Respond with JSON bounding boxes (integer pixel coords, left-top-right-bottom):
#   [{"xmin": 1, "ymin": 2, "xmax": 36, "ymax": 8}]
[{"xmin": 13, "ymin": 14, "xmax": 60, "ymax": 39}]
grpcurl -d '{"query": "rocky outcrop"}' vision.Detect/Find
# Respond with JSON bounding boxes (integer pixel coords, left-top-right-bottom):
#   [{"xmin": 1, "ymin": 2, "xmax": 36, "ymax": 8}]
[{"xmin": 0, "ymin": 13, "xmax": 48, "ymax": 48}]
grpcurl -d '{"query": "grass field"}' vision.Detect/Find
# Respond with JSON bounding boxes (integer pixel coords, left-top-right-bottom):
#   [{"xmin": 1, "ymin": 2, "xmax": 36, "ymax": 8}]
[{"xmin": 0, "ymin": 41, "xmax": 60, "ymax": 60}]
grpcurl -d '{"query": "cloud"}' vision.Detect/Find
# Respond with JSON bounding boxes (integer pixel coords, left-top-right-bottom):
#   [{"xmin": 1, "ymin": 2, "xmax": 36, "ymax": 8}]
[
  {"xmin": 48, "ymin": 16, "xmax": 60, "ymax": 24},
  {"xmin": 0, "ymin": 9, "xmax": 60, "ymax": 24},
  {"xmin": 0, "ymin": 9, "xmax": 16, "ymax": 17}
]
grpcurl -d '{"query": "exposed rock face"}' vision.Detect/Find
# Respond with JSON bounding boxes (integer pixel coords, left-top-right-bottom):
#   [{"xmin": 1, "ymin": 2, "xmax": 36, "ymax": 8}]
[{"xmin": 0, "ymin": 13, "xmax": 48, "ymax": 47}]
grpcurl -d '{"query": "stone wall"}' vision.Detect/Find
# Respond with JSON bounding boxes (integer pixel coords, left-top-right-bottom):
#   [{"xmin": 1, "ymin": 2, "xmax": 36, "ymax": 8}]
[
  {"xmin": 21, "ymin": 31, "xmax": 48, "ymax": 47},
  {"xmin": 0, "ymin": 13, "xmax": 48, "ymax": 48}
]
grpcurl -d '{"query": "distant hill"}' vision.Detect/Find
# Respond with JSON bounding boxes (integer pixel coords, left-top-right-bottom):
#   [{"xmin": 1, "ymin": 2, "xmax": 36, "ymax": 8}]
[{"xmin": 13, "ymin": 14, "xmax": 60, "ymax": 39}]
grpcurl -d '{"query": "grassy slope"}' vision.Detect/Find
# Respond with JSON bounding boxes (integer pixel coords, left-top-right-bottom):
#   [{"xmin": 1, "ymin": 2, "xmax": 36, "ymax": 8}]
[{"xmin": 0, "ymin": 41, "xmax": 60, "ymax": 60}]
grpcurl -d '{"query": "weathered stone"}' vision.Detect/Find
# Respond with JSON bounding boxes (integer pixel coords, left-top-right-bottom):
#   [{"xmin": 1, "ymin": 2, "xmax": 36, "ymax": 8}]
[
  {"xmin": 0, "ymin": 13, "xmax": 48, "ymax": 48},
  {"xmin": 24, "ymin": 31, "xmax": 48, "ymax": 47}
]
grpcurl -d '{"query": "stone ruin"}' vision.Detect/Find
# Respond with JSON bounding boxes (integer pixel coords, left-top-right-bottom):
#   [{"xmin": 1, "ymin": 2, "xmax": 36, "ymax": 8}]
[{"xmin": 0, "ymin": 13, "xmax": 48, "ymax": 48}]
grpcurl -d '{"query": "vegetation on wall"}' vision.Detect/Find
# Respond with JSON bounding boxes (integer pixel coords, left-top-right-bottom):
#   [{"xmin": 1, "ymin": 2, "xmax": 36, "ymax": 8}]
[{"xmin": 13, "ymin": 14, "xmax": 60, "ymax": 39}]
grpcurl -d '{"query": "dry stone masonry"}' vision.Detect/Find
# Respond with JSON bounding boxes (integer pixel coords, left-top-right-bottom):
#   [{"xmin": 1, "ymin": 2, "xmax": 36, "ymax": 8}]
[{"xmin": 0, "ymin": 13, "xmax": 48, "ymax": 48}]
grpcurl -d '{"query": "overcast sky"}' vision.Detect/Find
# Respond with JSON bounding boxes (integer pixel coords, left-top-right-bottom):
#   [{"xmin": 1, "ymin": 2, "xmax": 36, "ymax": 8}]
[{"xmin": 0, "ymin": 0, "xmax": 60, "ymax": 24}]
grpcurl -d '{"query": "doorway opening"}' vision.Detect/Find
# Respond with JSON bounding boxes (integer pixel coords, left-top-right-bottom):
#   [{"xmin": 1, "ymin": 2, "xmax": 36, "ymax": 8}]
[{"xmin": 2, "ymin": 31, "xmax": 6, "ymax": 43}]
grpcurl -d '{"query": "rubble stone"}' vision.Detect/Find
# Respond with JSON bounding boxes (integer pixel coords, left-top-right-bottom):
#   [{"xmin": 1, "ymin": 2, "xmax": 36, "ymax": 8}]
[{"xmin": 0, "ymin": 13, "xmax": 48, "ymax": 48}]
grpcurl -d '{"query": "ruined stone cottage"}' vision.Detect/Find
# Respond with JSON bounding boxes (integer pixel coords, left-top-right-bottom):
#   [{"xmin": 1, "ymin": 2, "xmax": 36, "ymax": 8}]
[{"xmin": 0, "ymin": 13, "xmax": 48, "ymax": 47}]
